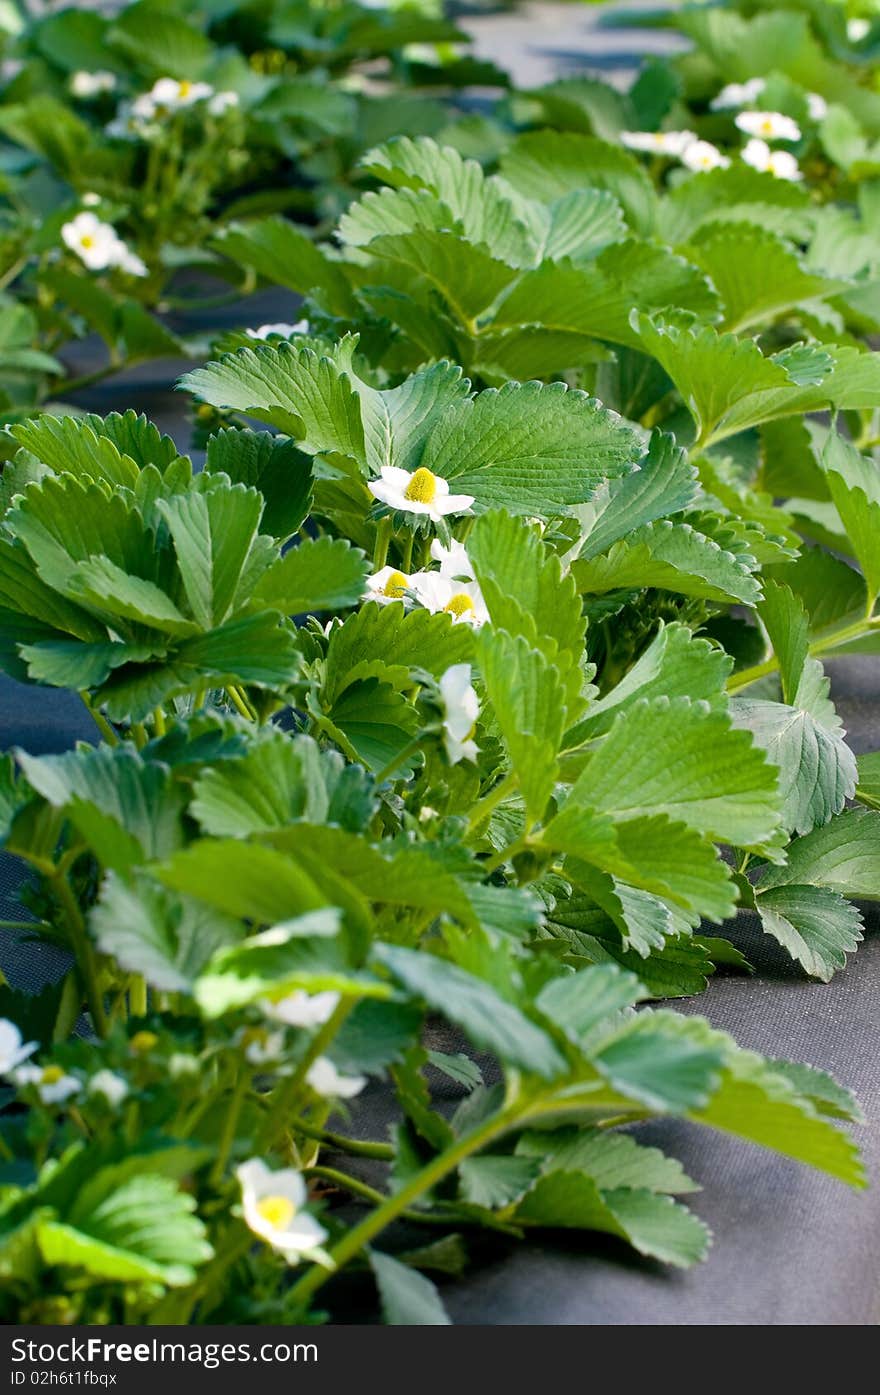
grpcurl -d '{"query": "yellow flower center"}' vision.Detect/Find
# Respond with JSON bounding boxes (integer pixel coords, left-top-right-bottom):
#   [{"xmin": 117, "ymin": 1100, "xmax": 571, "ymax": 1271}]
[
  {"xmin": 130, "ymin": 1031, "xmax": 158, "ymax": 1053},
  {"xmin": 41, "ymin": 1065, "xmax": 64, "ymax": 1085},
  {"xmin": 179, "ymin": 80, "xmax": 192, "ymax": 98},
  {"xmin": 80, "ymin": 235, "xmax": 95, "ymax": 249},
  {"xmin": 382, "ymin": 570, "xmax": 408, "ymax": 598},
  {"xmin": 445, "ymin": 592, "xmax": 475, "ymax": 619},
  {"xmin": 256, "ymin": 1195, "xmax": 296, "ymax": 1230},
  {"xmin": 404, "ymin": 468, "xmax": 438, "ymax": 504}
]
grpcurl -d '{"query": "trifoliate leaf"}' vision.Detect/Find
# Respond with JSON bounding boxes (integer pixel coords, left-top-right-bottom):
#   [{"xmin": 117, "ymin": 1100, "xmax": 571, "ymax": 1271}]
[{"xmin": 514, "ymin": 1174, "xmax": 710, "ymax": 1267}]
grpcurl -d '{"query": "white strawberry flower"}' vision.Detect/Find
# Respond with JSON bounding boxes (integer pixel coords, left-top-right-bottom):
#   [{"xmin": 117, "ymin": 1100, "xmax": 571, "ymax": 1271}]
[
  {"xmin": 430, "ymin": 537, "xmax": 474, "ymax": 580},
  {"xmin": 848, "ymin": 18, "xmax": 871, "ymax": 42},
  {"xmin": 237, "ymin": 1159, "xmax": 328, "ymax": 1264},
  {"xmin": 681, "ymin": 140, "xmax": 730, "ymax": 172},
  {"xmin": 710, "ymin": 77, "xmax": 766, "ymax": 110},
  {"xmin": 114, "ymin": 246, "xmax": 148, "ymax": 277},
  {"xmin": 364, "ymin": 566, "xmax": 413, "ymax": 606},
  {"xmin": 81, "ymin": 192, "xmax": 101, "ymax": 207},
  {"xmin": 439, "ymin": 663, "xmax": 479, "ymax": 765},
  {"xmin": 409, "ymin": 571, "xmax": 488, "ymax": 628},
  {"xmin": 261, "ymin": 990, "xmax": 341, "ymax": 1028},
  {"xmin": 13, "ymin": 1063, "xmax": 80, "ymax": 1105},
  {"xmin": 305, "ymin": 1056, "xmax": 366, "ymax": 1099},
  {"xmin": 61, "ymin": 212, "xmax": 121, "ymax": 270},
  {"xmin": 208, "ymin": 90, "xmax": 239, "ymax": 115},
  {"xmin": 245, "ymin": 320, "xmax": 309, "ymax": 340},
  {"xmin": 369, "ymin": 466, "xmax": 474, "ymax": 524},
  {"xmin": 237, "ymin": 1025, "xmax": 286, "ymax": 1066},
  {"xmin": 736, "ymin": 110, "xmax": 802, "ymax": 142},
  {"xmin": 88, "ymin": 1070, "xmax": 128, "ymax": 1106},
  {"xmin": 620, "ymin": 129, "xmax": 696, "ymax": 156},
  {"xmin": 0, "ymin": 1018, "xmax": 36, "ymax": 1075},
  {"xmin": 742, "ymin": 138, "xmax": 802, "ymax": 181},
  {"xmin": 149, "ymin": 77, "xmax": 214, "ymax": 109},
  {"xmin": 70, "ymin": 71, "xmax": 116, "ymax": 99},
  {"xmin": 807, "ymin": 93, "xmax": 828, "ymax": 121}
]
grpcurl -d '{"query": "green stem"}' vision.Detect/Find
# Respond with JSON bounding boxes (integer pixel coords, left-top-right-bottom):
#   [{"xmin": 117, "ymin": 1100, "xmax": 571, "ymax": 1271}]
[
  {"xmin": 288, "ymin": 1103, "xmax": 522, "ymax": 1310},
  {"xmin": 78, "ymin": 692, "xmax": 118, "ymax": 747},
  {"xmin": 466, "ymin": 771, "xmax": 518, "ymax": 834},
  {"xmin": 372, "ymin": 516, "xmax": 392, "ymax": 570},
  {"xmin": 210, "ymin": 1073, "xmax": 249, "ymax": 1187},
  {"xmin": 152, "ymin": 706, "xmax": 167, "ymax": 737},
  {"xmin": 50, "ymin": 871, "xmax": 107, "ymax": 1038},
  {"xmin": 258, "ymin": 998, "xmax": 353, "ymax": 1151},
  {"xmin": 727, "ymin": 616, "xmax": 880, "ymax": 694},
  {"xmin": 226, "ymin": 685, "xmax": 256, "ymax": 721},
  {"xmin": 291, "ymin": 1120, "xmax": 393, "ymax": 1160},
  {"xmin": 400, "ymin": 529, "xmax": 414, "ymax": 573},
  {"xmin": 129, "ymin": 975, "xmax": 148, "ymax": 1018},
  {"xmin": 56, "ymin": 361, "xmax": 120, "ymax": 398},
  {"xmin": 305, "ymin": 1165, "xmax": 386, "ymax": 1206}
]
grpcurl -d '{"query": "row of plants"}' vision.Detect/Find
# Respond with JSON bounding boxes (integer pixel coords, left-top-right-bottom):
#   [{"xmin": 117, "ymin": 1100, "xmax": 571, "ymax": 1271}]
[
  {"xmin": 0, "ymin": 0, "xmax": 505, "ymax": 424},
  {"xmin": 0, "ymin": 0, "xmax": 879, "ymax": 1325}
]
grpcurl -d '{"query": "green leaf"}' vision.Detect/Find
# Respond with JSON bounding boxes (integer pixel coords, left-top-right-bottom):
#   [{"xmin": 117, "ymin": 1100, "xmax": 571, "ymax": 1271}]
[
  {"xmin": 373, "ymin": 943, "xmax": 565, "ymax": 1079},
  {"xmin": 204, "ymin": 430, "xmax": 313, "ymax": 541},
  {"xmin": 563, "ymin": 696, "xmax": 782, "ymax": 849},
  {"xmin": 38, "ymin": 1174, "xmax": 211, "ymax": 1287},
  {"xmin": 536, "ymin": 962, "xmax": 647, "ymax": 1036},
  {"xmin": 368, "ymin": 229, "xmax": 519, "ymax": 322},
  {"xmin": 17, "ymin": 746, "xmax": 186, "ymax": 872},
  {"xmin": 457, "ymin": 1155, "xmax": 539, "ymax": 1208},
  {"xmin": 476, "ymin": 627, "xmax": 568, "ymax": 822},
  {"xmin": 369, "ymin": 1250, "xmax": 451, "ymax": 1326},
  {"xmin": 821, "ymin": 430, "xmax": 880, "ymax": 606},
  {"xmin": 683, "ymin": 224, "xmax": 847, "ymax": 333},
  {"xmin": 492, "ymin": 244, "xmax": 719, "ymax": 351},
  {"xmin": 596, "ymin": 1021, "xmax": 725, "ymax": 1113},
  {"xmin": 516, "ymin": 1126, "xmax": 699, "ymax": 1193},
  {"xmin": 421, "ymin": 380, "xmax": 640, "ymax": 515},
  {"xmin": 500, "ymin": 131, "xmax": 657, "ymax": 235},
  {"xmin": 731, "ymin": 698, "xmax": 857, "ymax": 836},
  {"xmin": 155, "ymin": 480, "xmax": 265, "ymax": 630},
  {"xmin": 216, "ymin": 218, "xmax": 356, "ymax": 316},
  {"xmin": 355, "ymin": 360, "xmax": 471, "ymax": 477},
  {"xmin": 573, "ymin": 517, "xmax": 762, "ymax": 606},
  {"xmin": 192, "ymin": 731, "xmax": 375, "ymax": 838},
  {"xmin": 514, "ymin": 1173, "xmax": 710, "ymax": 1267},
  {"xmin": 577, "ymin": 431, "xmax": 699, "ymax": 561},
  {"xmin": 468, "ymin": 509, "xmax": 585, "ymax": 706},
  {"xmin": 180, "ymin": 343, "xmax": 366, "ymax": 465},
  {"xmin": 108, "ymin": 4, "xmax": 212, "ymax": 78},
  {"xmin": 156, "ymin": 839, "xmax": 329, "ymax": 923},
  {"xmin": 253, "ymin": 537, "xmax": 367, "ymax": 615},
  {"xmin": 756, "ymin": 807, "xmax": 880, "ymax": 899},
  {"xmin": 756, "ymin": 883, "xmax": 863, "ymax": 981},
  {"xmin": 855, "ymin": 750, "xmax": 880, "ymax": 809},
  {"xmin": 9, "ymin": 416, "xmax": 140, "ymax": 490},
  {"xmin": 194, "ymin": 914, "xmax": 385, "ymax": 1017},
  {"xmin": 567, "ymin": 622, "xmax": 730, "ymax": 744},
  {"xmin": 91, "ymin": 873, "xmax": 243, "ymax": 993},
  {"xmin": 323, "ymin": 602, "xmax": 473, "ymax": 706}
]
